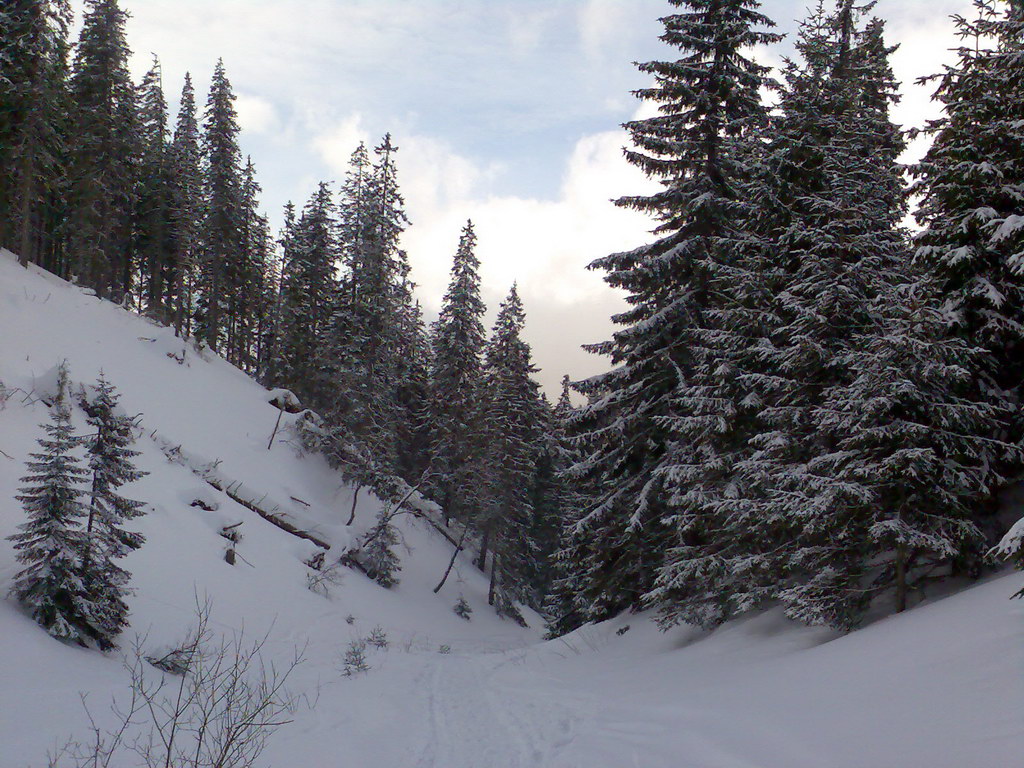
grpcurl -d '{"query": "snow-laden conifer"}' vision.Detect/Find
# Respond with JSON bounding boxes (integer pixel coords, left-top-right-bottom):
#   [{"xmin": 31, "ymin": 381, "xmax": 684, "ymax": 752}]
[
  {"xmin": 82, "ymin": 371, "xmax": 147, "ymax": 646},
  {"xmin": 66, "ymin": 0, "xmax": 137, "ymax": 302},
  {"xmin": 564, "ymin": 0, "xmax": 780, "ymax": 625},
  {"xmin": 360, "ymin": 510, "xmax": 401, "ymax": 589},
  {"xmin": 167, "ymin": 72, "xmax": 202, "ymax": 337},
  {"xmin": 276, "ymin": 182, "xmax": 339, "ymax": 407},
  {"xmin": 911, "ymin": 0, "xmax": 1024, "ymax": 397},
  {"xmin": 196, "ymin": 58, "xmax": 245, "ymax": 354},
  {"xmin": 7, "ymin": 363, "xmax": 93, "ymax": 645},
  {"xmin": 478, "ymin": 286, "xmax": 544, "ymax": 615},
  {"xmin": 428, "ymin": 221, "xmax": 487, "ymax": 524},
  {"xmin": 135, "ymin": 56, "xmax": 175, "ymax": 323},
  {"xmin": 0, "ymin": 0, "xmax": 71, "ymax": 268}
]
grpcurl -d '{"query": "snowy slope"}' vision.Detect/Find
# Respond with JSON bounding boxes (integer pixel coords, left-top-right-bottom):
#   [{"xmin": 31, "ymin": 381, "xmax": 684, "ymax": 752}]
[
  {"xmin": 1, "ymin": 249, "xmax": 1022, "ymax": 768},
  {"xmin": 0, "ymin": 251, "xmax": 535, "ymax": 766}
]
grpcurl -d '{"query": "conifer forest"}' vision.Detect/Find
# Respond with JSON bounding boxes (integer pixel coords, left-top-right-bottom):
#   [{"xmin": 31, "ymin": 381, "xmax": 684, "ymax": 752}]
[{"xmin": 1, "ymin": 1, "xmax": 1022, "ymax": 766}]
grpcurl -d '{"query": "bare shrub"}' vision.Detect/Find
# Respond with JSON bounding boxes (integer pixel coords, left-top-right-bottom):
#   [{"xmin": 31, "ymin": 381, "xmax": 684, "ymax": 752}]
[{"xmin": 47, "ymin": 601, "xmax": 306, "ymax": 768}]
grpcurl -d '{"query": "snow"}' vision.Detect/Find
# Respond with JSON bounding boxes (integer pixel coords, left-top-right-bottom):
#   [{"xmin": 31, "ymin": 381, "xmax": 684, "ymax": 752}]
[{"xmin": 1, "ymin": 248, "xmax": 1022, "ymax": 767}]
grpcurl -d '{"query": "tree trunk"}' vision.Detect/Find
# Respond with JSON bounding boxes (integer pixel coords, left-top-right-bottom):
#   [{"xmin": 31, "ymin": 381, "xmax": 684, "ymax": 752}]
[
  {"xmin": 895, "ymin": 543, "xmax": 907, "ymax": 613},
  {"xmin": 433, "ymin": 526, "xmax": 468, "ymax": 593},
  {"xmin": 476, "ymin": 525, "xmax": 490, "ymax": 572},
  {"xmin": 487, "ymin": 554, "xmax": 498, "ymax": 607},
  {"xmin": 17, "ymin": 152, "xmax": 34, "ymax": 267},
  {"xmin": 346, "ymin": 486, "xmax": 361, "ymax": 526}
]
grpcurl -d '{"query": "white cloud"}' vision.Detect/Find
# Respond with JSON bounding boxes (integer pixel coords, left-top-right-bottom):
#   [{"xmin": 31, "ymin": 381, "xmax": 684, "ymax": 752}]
[
  {"xmin": 235, "ymin": 93, "xmax": 279, "ymax": 135},
  {"xmin": 387, "ymin": 125, "xmax": 655, "ymax": 393},
  {"xmin": 312, "ymin": 109, "xmax": 655, "ymax": 392},
  {"xmin": 579, "ymin": 0, "xmax": 623, "ymax": 61},
  {"xmin": 313, "ymin": 114, "xmax": 371, "ymax": 173}
]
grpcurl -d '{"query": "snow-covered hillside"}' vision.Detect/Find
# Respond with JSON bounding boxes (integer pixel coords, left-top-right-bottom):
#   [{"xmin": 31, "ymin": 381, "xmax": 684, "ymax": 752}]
[{"xmin": 1, "ymin": 249, "xmax": 1021, "ymax": 767}]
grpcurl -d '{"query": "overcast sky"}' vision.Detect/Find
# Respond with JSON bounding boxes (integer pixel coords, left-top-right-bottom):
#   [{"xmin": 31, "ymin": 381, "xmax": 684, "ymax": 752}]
[{"xmin": 72, "ymin": 0, "xmax": 975, "ymax": 395}]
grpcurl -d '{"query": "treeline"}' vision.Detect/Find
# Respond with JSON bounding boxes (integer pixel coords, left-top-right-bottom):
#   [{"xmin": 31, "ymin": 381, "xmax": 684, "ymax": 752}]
[
  {"xmin": 549, "ymin": 0, "xmax": 1024, "ymax": 634},
  {"xmin": 7, "ymin": 0, "xmax": 1023, "ymax": 638},
  {"xmin": 1, "ymin": 0, "xmax": 565, "ymax": 617}
]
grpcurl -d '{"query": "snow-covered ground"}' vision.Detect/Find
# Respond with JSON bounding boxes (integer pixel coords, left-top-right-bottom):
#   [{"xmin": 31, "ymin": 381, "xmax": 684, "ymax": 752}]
[{"xmin": 1, "ymin": 249, "xmax": 1021, "ymax": 767}]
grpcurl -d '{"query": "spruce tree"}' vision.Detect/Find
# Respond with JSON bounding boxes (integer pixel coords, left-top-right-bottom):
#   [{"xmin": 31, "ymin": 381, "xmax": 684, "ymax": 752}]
[
  {"xmin": 168, "ymin": 73, "xmax": 202, "ymax": 338},
  {"xmin": 791, "ymin": 281, "xmax": 1013, "ymax": 624},
  {"xmin": 83, "ymin": 372, "xmax": 147, "ymax": 646},
  {"xmin": 478, "ymin": 286, "xmax": 543, "ymax": 618},
  {"xmin": 565, "ymin": 0, "xmax": 780, "ymax": 625},
  {"xmin": 231, "ymin": 156, "xmax": 273, "ymax": 371},
  {"xmin": 545, "ymin": 376, "xmax": 592, "ymax": 635},
  {"xmin": 428, "ymin": 221, "xmax": 488, "ymax": 524},
  {"xmin": 65, "ymin": 0, "xmax": 137, "ymax": 301},
  {"xmin": 196, "ymin": 58, "xmax": 245, "ymax": 354},
  {"xmin": 7, "ymin": 363, "xmax": 93, "ymax": 645},
  {"xmin": 646, "ymin": 4, "xmax": 911, "ymax": 628},
  {"xmin": 135, "ymin": 56, "xmax": 175, "ymax": 322},
  {"xmin": 331, "ymin": 136, "xmax": 411, "ymax": 476},
  {"xmin": 360, "ymin": 509, "xmax": 401, "ymax": 588},
  {"xmin": 277, "ymin": 182, "xmax": 339, "ymax": 406},
  {"xmin": 0, "ymin": 0, "xmax": 71, "ymax": 270},
  {"xmin": 911, "ymin": 0, "xmax": 1024, "ymax": 442}
]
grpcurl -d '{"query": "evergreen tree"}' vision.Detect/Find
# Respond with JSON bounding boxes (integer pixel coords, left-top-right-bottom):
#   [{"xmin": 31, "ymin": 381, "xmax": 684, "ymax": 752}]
[
  {"xmin": 0, "ymin": 0, "xmax": 71, "ymax": 270},
  {"xmin": 196, "ymin": 58, "xmax": 245, "ymax": 354},
  {"xmin": 565, "ymin": 0, "xmax": 780, "ymax": 625},
  {"xmin": 135, "ymin": 56, "xmax": 175, "ymax": 322},
  {"xmin": 168, "ymin": 73, "xmax": 202, "ymax": 337},
  {"xmin": 83, "ymin": 372, "xmax": 147, "ymax": 646},
  {"xmin": 360, "ymin": 510, "xmax": 401, "ymax": 588},
  {"xmin": 788, "ymin": 281, "xmax": 1013, "ymax": 624},
  {"xmin": 393, "ymin": 295, "xmax": 433, "ymax": 485},
  {"xmin": 911, "ymin": 0, "xmax": 1024, "ymax": 436},
  {"xmin": 263, "ymin": 201, "xmax": 297, "ymax": 387},
  {"xmin": 331, "ymin": 136, "xmax": 411, "ymax": 475},
  {"xmin": 544, "ymin": 376, "xmax": 590, "ymax": 632},
  {"xmin": 7, "ymin": 363, "xmax": 93, "ymax": 645},
  {"xmin": 478, "ymin": 286, "xmax": 543, "ymax": 618},
  {"xmin": 231, "ymin": 156, "xmax": 273, "ymax": 371},
  {"xmin": 277, "ymin": 182, "xmax": 339, "ymax": 406},
  {"xmin": 428, "ymin": 221, "xmax": 488, "ymax": 523},
  {"xmin": 65, "ymin": 0, "xmax": 137, "ymax": 301}
]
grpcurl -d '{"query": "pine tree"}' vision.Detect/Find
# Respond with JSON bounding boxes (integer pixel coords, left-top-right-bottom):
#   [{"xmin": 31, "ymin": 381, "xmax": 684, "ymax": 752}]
[
  {"xmin": 7, "ymin": 363, "xmax": 93, "ymax": 645},
  {"xmin": 231, "ymin": 156, "xmax": 273, "ymax": 371},
  {"xmin": 196, "ymin": 58, "xmax": 245, "ymax": 354},
  {"xmin": 360, "ymin": 509, "xmax": 401, "ymax": 588},
  {"xmin": 65, "ymin": 0, "xmax": 137, "ymax": 301},
  {"xmin": 428, "ymin": 221, "xmax": 488, "ymax": 524},
  {"xmin": 543, "ymin": 376, "xmax": 589, "ymax": 632},
  {"xmin": 790, "ymin": 281, "xmax": 1013, "ymax": 624},
  {"xmin": 565, "ymin": 0, "xmax": 780, "ymax": 625},
  {"xmin": 644, "ymin": 4, "xmax": 908, "ymax": 628},
  {"xmin": 330, "ymin": 136, "xmax": 411, "ymax": 475},
  {"xmin": 135, "ymin": 56, "xmax": 175, "ymax": 322},
  {"xmin": 910, "ymin": 0, "xmax": 1024, "ymax": 442},
  {"xmin": 83, "ymin": 371, "xmax": 147, "ymax": 646},
  {"xmin": 168, "ymin": 73, "xmax": 202, "ymax": 337},
  {"xmin": 277, "ymin": 182, "xmax": 339, "ymax": 406},
  {"xmin": 478, "ymin": 286, "xmax": 543, "ymax": 618},
  {"xmin": 0, "ymin": 0, "xmax": 71, "ymax": 270}
]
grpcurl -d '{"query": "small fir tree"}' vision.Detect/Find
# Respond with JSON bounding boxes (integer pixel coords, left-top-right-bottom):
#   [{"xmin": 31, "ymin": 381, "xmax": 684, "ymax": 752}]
[
  {"xmin": 7, "ymin": 363, "xmax": 93, "ymax": 645},
  {"xmin": 83, "ymin": 371, "xmax": 147, "ymax": 645},
  {"xmin": 360, "ymin": 509, "xmax": 401, "ymax": 588}
]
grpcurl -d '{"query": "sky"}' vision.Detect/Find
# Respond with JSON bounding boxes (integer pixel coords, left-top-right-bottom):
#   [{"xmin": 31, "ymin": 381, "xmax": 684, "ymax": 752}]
[{"xmin": 72, "ymin": 0, "xmax": 976, "ymax": 395}]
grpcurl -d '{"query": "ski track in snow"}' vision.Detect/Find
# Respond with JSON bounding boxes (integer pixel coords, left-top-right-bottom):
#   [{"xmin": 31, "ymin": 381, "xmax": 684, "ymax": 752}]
[{"xmin": 411, "ymin": 652, "xmax": 580, "ymax": 768}]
